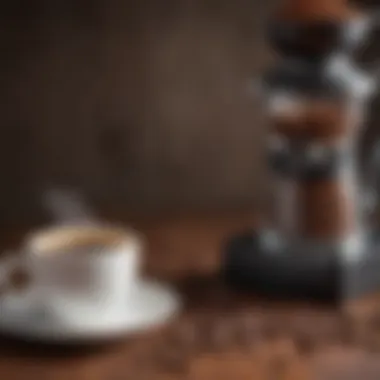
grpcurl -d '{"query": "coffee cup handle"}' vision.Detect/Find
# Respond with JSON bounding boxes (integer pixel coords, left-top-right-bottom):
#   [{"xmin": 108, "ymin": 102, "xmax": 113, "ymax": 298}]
[{"xmin": 0, "ymin": 251, "xmax": 32, "ymax": 296}]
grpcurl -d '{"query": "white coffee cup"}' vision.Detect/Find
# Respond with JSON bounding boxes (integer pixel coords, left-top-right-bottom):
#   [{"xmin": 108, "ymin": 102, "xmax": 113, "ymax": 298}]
[{"xmin": 0, "ymin": 224, "xmax": 143, "ymax": 325}]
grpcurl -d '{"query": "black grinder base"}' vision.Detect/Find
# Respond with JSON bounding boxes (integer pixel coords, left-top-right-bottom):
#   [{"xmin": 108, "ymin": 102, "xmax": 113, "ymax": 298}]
[{"xmin": 221, "ymin": 230, "xmax": 380, "ymax": 302}]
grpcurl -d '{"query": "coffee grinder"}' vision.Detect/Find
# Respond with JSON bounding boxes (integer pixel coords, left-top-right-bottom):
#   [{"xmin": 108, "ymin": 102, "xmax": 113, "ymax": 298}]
[{"xmin": 222, "ymin": 0, "xmax": 380, "ymax": 300}]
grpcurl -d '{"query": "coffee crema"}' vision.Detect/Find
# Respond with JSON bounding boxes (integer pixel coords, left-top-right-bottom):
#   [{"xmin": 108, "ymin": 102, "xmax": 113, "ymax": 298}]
[{"xmin": 28, "ymin": 226, "xmax": 134, "ymax": 256}]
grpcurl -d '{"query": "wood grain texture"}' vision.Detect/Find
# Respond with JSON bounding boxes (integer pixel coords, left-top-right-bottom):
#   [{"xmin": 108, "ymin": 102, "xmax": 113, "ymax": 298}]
[
  {"xmin": 0, "ymin": 212, "xmax": 380, "ymax": 379},
  {"xmin": 0, "ymin": 0, "xmax": 273, "ymax": 225}
]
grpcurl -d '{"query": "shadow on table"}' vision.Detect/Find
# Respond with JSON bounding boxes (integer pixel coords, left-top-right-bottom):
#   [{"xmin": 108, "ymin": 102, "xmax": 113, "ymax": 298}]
[
  {"xmin": 0, "ymin": 333, "xmax": 139, "ymax": 359},
  {"xmin": 175, "ymin": 274, "xmax": 335, "ymax": 311}
]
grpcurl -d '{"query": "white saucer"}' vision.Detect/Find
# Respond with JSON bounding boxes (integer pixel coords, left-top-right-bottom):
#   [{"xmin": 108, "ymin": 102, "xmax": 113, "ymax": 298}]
[{"xmin": 0, "ymin": 280, "xmax": 181, "ymax": 344}]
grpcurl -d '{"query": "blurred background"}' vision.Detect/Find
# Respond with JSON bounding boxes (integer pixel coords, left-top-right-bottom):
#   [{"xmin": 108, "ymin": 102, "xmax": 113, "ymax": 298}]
[{"xmin": 0, "ymin": 0, "xmax": 378, "ymax": 226}]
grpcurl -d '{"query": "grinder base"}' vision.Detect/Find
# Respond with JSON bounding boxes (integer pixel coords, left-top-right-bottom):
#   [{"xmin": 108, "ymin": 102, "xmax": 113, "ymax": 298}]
[{"xmin": 221, "ymin": 230, "xmax": 380, "ymax": 302}]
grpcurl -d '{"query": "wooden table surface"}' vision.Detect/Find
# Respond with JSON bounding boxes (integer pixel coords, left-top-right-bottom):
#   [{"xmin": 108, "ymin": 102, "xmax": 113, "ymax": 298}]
[{"xmin": 0, "ymin": 212, "xmax": 380, "ymax": 380}]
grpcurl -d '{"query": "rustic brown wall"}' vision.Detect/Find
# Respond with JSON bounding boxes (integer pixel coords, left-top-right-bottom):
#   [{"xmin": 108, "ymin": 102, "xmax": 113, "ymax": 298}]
[
  {"xmin": 0, "ymin": 0, "xmax": 275, "ymax": 224},
  {"xmin": 0, "ymin": 0, "xmax": 377, "ymax": 225}
]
